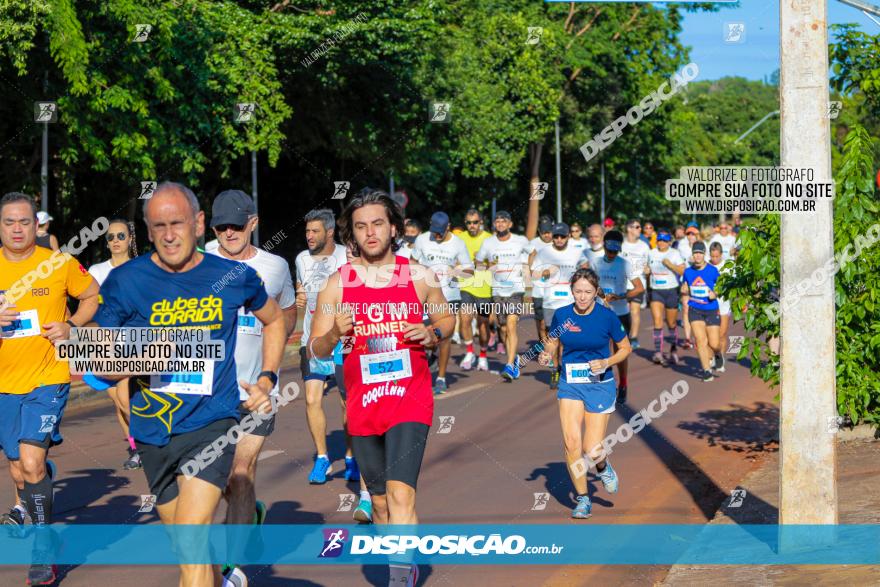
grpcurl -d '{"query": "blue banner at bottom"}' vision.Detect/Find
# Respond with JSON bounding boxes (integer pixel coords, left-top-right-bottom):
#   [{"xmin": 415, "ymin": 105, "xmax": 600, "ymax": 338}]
[{"xmin": 4, "ymin": 524, "xmax": 880, "ymax": 565}]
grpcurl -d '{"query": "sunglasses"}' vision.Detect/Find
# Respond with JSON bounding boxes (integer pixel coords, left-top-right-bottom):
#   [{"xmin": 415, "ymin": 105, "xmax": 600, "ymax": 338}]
[
  {"xmin": 215, "ymin": 224, "xmax": 246, "ymax": 233},
  {"xmin": 106, "ymin": 232, "xmax": 128, "ymax": 242},
  {"xmin": 631, "ymin": 225, "xmax": 641, "ymax": 229},
  {"xmin": 465, "ymin": 220, "xmax": 480, "ymax": 225},
  {"xmin": 552, "ymin": 234, "xmax": 568, "ymax": 239}
]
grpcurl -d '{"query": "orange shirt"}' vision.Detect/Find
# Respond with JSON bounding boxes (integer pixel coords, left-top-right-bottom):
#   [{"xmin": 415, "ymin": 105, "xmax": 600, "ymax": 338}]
[{"xmin": 0, "ymin": 247, "xmax": 94, "ymax": 394}]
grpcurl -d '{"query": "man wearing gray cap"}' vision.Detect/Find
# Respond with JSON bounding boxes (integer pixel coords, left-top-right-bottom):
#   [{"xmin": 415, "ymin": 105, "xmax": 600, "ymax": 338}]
[
  {"xmin": 411, "ymin": 211, "xmax": 473, "ymax": 394},
  {"xmin": 527, "ymin": 216, "xmax": 554, "ymax": 345}
]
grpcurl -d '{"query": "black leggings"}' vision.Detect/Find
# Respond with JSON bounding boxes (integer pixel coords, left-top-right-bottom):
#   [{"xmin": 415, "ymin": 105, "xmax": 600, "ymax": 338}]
[{"xmin": 351, "ymin": 422, "xmax": 430, "ymax": 495}]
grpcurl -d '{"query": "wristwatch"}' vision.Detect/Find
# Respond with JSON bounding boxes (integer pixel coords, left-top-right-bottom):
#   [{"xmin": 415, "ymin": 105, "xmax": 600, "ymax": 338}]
[
  {"xmin": 66, "ymin": 320, "xmax": 77, "ymax": 328},
  {"xmin": 432, "ymin": 327, "xmax": 443, "ymax": 343},
  {"xmin": 258, "ymin": 370, "xmax": 278, "ymax": 387}
]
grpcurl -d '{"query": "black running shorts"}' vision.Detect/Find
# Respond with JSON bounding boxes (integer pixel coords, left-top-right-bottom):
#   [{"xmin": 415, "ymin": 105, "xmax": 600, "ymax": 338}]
[
  {"xmin": 689, "ymin": 307, "xmax": 721, "ymax": 327},
  {"xmin": 351, "ymin": 422, "xmax": 430, "ymax": 495},
  {"xmin": 650, "ymin": 288, "xmax": 680, "ymax": 309},
  {"xmin": 460, "ymin": 291, "xmax": 491, "ymax": 317},
  {"xmin": 138, "ymin": 417, "xmax": 237, "ymax": 505},
  {"xmin": 238, "ymin": 404, "xmax": 275, "ymax": 437}
]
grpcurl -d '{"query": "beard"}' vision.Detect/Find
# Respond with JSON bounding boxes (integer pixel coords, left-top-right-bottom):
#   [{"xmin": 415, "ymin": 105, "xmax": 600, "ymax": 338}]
[
  {"xmin": 308, "ymin": 236, "xmax": 327, "ymax": 255},
  {"xmin": 496, "ymin": 229, "xmax": 509, "ymax": 238},
  {"xmin": 358, "ymin": 235, "xmax": 394, "ymax": 263}
]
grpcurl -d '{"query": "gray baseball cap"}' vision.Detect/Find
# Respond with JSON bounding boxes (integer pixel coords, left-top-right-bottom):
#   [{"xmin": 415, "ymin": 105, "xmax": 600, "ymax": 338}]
[{"xmin": 210, "ymin": 190, "xmax": 255, "ymax": 227}]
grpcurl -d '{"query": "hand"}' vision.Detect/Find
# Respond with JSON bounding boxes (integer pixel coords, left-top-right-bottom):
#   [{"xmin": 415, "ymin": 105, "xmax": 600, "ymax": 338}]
[
  {"xmin": 708, "ymin": 290, "xmax": 717, "ymax": 300},
  {"xmin": 589, "ymin": 358, "xmax": 609, "ymax": 373},
  {"xmin": 295, "ymin": 290, "xmax": 307, "ymax": 310},
  {"xmin": 541, "ymin": 269, "xmax": 551, "ymax": 281},
  {"xmin": 332, "ymin": 311, "xmax": 354, "ymax": 337},
  {"xmin": 0, "ymin": 301, "xmax": 18, "ymax": 328},
  {"xmin": 42, "ymin": 321, "xmax": 71, "ymax": 344},
  {"xmin": 643, "ymin": 265, "xmax": 651, "ymax": 275},
  {"xmin": 241, "ymin": 379, "xmax": 273, "ymax": 414},
  {"xmin": 605, "ymin": 293, "xmax": 620, "ymax": 302},
  {"xmin": 537, "ymin": 351, "xmax": 552, "ymax": 366},
  {"xmin": 402, "ymin": 323, "xmax": 437, "ymax": 347}
]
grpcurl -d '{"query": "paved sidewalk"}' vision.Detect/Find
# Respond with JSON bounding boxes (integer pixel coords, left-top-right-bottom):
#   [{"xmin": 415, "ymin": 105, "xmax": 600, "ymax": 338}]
[{"xmin": 662, "ymin": 438, "xmax": 880, "ymax": 586}]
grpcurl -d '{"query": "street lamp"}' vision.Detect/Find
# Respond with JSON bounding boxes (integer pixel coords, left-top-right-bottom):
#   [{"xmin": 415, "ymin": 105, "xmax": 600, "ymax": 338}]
[{"xmin": 734, "ymin": 110, "xmax": 780, "ymax": 144}]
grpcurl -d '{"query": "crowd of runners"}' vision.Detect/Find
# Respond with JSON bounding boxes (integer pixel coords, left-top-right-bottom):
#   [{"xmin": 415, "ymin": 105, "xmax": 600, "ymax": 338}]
[{"xmin": 0, "ymin": 183, "xmax": 739, "ymax": 586}]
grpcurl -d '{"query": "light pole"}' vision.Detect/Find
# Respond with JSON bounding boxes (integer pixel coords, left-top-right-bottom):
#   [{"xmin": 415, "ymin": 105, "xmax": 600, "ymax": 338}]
[
  {"xmin": 251, "ymin": 150, "xmax": 259, "ymax": 246},
  {"xmin": 555, "ymin": 119, "xmax": 562, "ymax": 222},
  {"xmin": 734, "ymin": 110, "xmax": 780, "ymax": 144}
]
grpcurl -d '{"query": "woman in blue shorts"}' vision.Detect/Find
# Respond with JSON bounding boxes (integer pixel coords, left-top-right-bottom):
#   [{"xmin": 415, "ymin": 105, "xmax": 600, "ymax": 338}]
[{"xmin": 539, "ymin": 267, "xmax": 631, "ymax": 519}]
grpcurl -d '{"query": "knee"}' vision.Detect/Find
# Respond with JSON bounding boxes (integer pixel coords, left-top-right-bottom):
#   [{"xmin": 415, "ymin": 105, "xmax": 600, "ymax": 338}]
[
  {"xmin": 562, "ymin": 434, "xmax": 581, "ymax": 455},
  {"xmin": 228, "ymin": 464, "xmax": 255, "ymax": 491},
  {"xmin": 19, "ymin": 455, "xmax": 45, "ymax": 480},
  {"xmin": 305, "ymin": 390, "xmax": 323, "ymax": 408},
  {"xmin": 385, "ymin": 485, "xmax": 414, "ymax": 510}
]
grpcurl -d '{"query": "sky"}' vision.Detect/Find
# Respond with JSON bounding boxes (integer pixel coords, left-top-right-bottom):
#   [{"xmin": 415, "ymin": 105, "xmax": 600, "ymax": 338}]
[{"xmin": 677, "ymin": 0, "xmax": 879, "ymax": 80}]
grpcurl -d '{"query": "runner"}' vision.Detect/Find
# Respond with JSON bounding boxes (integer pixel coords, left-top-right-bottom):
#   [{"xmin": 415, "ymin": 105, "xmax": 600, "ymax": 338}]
[
  {"xmin": 620, "ymin": 219, "xmax": 650, "ymax": 349},
  {"xmin": 603, "ymin": 217, "xmax": 615, "ymax": 232},
  {"xmin": 88, "ymin": 217, "xmax": 140, "ymax": 470},
  {"xmin": 533, "ymin": 223, "xmax": 584, "ymax": 390},
  {"xmin": 676, "ymin": 223, "xmax": 700, "ymax": 349},
  {"xmin": 397, "ymin": 219, "xmax": 421, "ymax": 260},
  {"xmin": 294, "ymin": 209, "xmax": 350, "ymax": 484},
  {"xmin": 583, "ymin": 224, "xmax": 605, "ymax": 268},
  {"xmin": 475, "ymin": 211, "xmax": 531, "ymax": 381},
  {"xmin": 527, "ymin": 217, "xmax": 554, "ymax": 344},
  {"xmin": 681, "ymin": 241, "xmax": 722, "ymax": 382},
  {"xmin": 646, "ymin": 230, "xmax": 686, "ymax": 366},
  {"xmin": 709, "ymin": 221, "xmax": 738, "ymax": 261},
  {"xmin": 586, "ymin": 230, "xmax": 644, "ymax": 403},
  {"xmin": 206, "ymin": 190, "xmax": 297, "ymax": 558},
  {"xmin": 34, "ymin": 211, "xmax": 59, "ymax": 251},
  {"xmin": 309, "ymin": 188, "xmax": 455, "ymax": 587},
  {"xmin": 91, "ymin": 182, "xmax": 286, "ymax": 587},
  {"xmin": 457, "ymin": 209, "xmax": 492, "ymax": 372},
  {"xmin": 538, "ymin": 267, "xmax": 631, "ymax": 519},
  {"xmin": 568, "ymin": 221, "xmax": 587, "ymax": 252},
  {"xmin": 709, "ymin": 241, "xmax": 732, "ymax": 372},
  {"xmin": 0, "ymin": 192, "xmax": 100, "ymax": 586},
  {"xmin": 642, "ymin": 222, "xmax": 657, "ymax": 249},
  {"xmin": 411, "ymin": 211, "xmax": 473, "ymax": 394}
]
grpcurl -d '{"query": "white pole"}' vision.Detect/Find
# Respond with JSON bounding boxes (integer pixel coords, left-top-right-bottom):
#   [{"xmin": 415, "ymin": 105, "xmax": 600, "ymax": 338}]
[
  {"xmin": 555, "ymin": 119, "xmax": 562, "ymax": 223},
  {"xmin": 778, "ymin": 0, "xmax": 837, "ymax": 527},
  {"xmin": 600, "ymin": 162, "xmax": 605, "ymax": 224}
]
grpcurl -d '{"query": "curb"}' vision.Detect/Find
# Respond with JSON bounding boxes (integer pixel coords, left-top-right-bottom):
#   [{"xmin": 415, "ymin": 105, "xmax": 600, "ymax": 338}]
[{"xmin": 838, "ymin": 423, "xmax": 879, "ymax": 441}]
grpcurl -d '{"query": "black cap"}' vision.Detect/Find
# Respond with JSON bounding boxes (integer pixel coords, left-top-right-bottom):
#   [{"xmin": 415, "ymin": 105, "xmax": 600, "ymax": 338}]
[
  {"xmin": 539, "ymin": 219, "xmax": 553, "ymax": 234},
  {"xmin": 495, "ymin": 210, "xmax": 512, "ymax": 221},
  {"xmin": 692, "ymin": 241, "xmax": 707, "ymax": 254},
  {"xmin": 603, "ymin": 229, "xmax": 623, "ymax": 252},
  {"xmin": 551, "ymin": 222, "xmax": 569, "ymax": 237},
  {"xmin": 210, "ymin": 190, "xmax": 255, "ymax": 227}
]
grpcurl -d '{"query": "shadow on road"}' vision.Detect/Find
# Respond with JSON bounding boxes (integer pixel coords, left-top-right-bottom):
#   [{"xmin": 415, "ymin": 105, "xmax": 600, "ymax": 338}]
[
  {"xmin": 53, "ymin": 469, "xmax": 132, "ymax": 522},
  {"xmin": 677, "ymin": 401, "xmax": 779, "ymax": 455}
]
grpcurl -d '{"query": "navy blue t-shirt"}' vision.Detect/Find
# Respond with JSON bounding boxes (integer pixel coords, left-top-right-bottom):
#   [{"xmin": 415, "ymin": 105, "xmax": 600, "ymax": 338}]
[
  {"xmin": 549, "ymin": 303, "xmax": 627, "ymax": 383},
  {"xmin": 95, "ymin": 253, "xmax": 268, "ymax": 446},
  {"xmin": 683, "ymin": 264, "xmax": 720, "ymax": 311}
]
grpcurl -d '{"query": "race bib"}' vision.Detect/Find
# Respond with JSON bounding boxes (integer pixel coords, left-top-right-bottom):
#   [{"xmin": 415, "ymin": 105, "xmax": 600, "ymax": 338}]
[
  {"xmin": 565, "ymin": 362, "xmax": 604, "ymax": 384},
  {"xmin": 360, "ymin": 349, "xmax": 412, "ymax": 385},
  {"xmin": 150, "ymin": 360, "xmax": 215, "ymax": 396},
  {"xmin": 653, "ymin": 275, "xmax": 670, "ymax": 287},
  {"xmin": 237, "ymin": 313, "xmax": 262, "ymax": 335},
  {"xmin": 690, "ymin": 285, "xmax": 710, "ymax": 298},
  {"xmin": 0, "ymin": 309, "xmax": 40, "ymax": 339},
  {"xmin": 603, "ymin": 287, "xmax": 615, "ymax": 295}
]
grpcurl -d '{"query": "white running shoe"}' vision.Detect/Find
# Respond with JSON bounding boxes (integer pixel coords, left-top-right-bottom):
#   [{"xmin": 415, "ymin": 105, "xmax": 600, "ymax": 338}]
[
  {"xmin": 477, "ymin": 357, "xmax": 489, "ymax": 371},
  {"xmin": 451, "ymin": 332, "xmax": 462, "ymax": 345},
  {"xmin": 460, "ymin": 352, "xmax": 476, "ymax": 370}
]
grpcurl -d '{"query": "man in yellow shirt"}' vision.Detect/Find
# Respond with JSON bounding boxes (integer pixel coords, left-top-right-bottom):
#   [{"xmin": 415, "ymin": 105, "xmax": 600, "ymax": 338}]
[
  {"xmin": 0, "ymin": 192, "xmax": 98, "ymax": 586},
  {"xmin": 457, "ymin": 208, "xmax": 492, "ymax": 371}
]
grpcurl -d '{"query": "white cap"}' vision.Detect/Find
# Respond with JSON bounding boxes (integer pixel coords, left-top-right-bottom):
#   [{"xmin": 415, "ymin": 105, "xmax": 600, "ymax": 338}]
[{"xmin": 37, "ymin": 211, "xmax": 53, "ymax": 225}]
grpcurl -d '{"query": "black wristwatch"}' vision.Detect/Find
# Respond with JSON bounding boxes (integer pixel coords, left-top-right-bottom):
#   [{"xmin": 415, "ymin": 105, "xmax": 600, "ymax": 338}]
[
  {"xmin": 66, "ymin": 320, "xmax": 77, "ymax": 328},
  {"xmin": 432, "ymin": 327, "xmax": 443, "ymax": 342},
  {"xmin": 257, "ymin": 370, "xmax": 278, "ymax": 387}
]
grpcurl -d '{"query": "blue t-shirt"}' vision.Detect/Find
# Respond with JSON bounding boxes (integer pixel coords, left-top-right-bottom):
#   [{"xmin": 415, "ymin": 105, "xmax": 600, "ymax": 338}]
[
  {"xmin": 95, "ymin": 254, "xmax": 269, "ymax": 446},
  {"xmin": 549, "ymin": 303, "xmax": 627, "ymax": 383},
  {"xmin": 683, "ymin": 264, "xmax": 720, "ymax": 311}
]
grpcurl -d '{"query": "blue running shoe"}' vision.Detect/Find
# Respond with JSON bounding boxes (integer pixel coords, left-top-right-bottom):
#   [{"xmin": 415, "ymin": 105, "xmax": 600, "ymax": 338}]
[
  {"xmin": 571, "ymin": 495, "xmax": 592, "ymax": 519},
  {"xmin": 597, "ymin": 460, "xmax": 619, "ymax": 494},
  {"xmin": 353, "ymin": 498, "xmax": 373, "ymax": 523},
  {"xmin": 501, "ymin": 357, "xmax": 520, "ymax": 381},
  {"xmin": 308, "ymin": 456, "xmax": 332, "ymax": 484},
  {"xmin": 344, "ymin": 457, "xmax": 360, "ymax": 482},
  {"xmin": 254, "ymin": 499, "xmax": 267, "ymax": 525}
]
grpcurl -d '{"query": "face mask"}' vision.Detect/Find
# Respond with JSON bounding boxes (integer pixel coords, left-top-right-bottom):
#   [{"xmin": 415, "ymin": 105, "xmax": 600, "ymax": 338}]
[{"xmin": 403, "ymin": 235, "xmax": 416, "ymax": 244}]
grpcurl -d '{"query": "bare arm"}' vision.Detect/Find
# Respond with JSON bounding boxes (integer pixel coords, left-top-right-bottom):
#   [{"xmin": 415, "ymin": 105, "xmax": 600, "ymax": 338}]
[
  {"xmin": 43, "ymin": 278, "xmax": 100, "ymax": 343},
  {"xmin": 308, "ymin": 272, "xmax": 345, "ymax": 360}
]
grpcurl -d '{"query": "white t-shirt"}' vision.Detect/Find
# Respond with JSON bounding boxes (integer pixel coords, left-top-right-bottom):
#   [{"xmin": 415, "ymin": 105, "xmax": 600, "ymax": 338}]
[
  {"xmin": 527, "ymin": 237, "xmax": 553, "ymax": 299},
  {"xmin": 534, "ymin": 244, "xmax": 584, "ymax": 310},
  {"xmin": 208, "ymin": 247, "xmax": 296, "ymax": 399},
  {"xmin": 205, "ymin": 239, "xmax": 219, "ymax": 253},
  {"xmin": 621, "ymin": 238, "xmax": 651, "ymax": 284},
  {"xmin": 647, "ymin": 248, "xmax": 685, "ymax": 290},
  {"xmin": 710, "ymin": 234, "xmax": 738, "ymax": 261},
  {"xmin": 589, "ymin": 255, "xmax": 632, "ymax": 316},
  {"xmin": 88, "ymin": 259, "xmax": 121, "ymax": 285},
  {"xmin": 295, "ymin": 244, "xmax": 348, "ymax": 344},
  {"xmin": 411, "ymin": 232, "xmax": 473, "ymax": 302},
  {"xmin": 676, "ymin": 237, "xmax": 695, "ymax": 263},
  {"xmin": 568, "ymin": 237, "xmax": 587, "ymax": 252},
  {"xmin": 711, "ymin": 259, "xmax": 733, "ymax": 315},
  {"xmin": 580, "ymin": 246, "xmax": 604, "ymax": 269},
  {"xmin": 397, "ymin": 241, "xmax": 415, "ymax": 259},
  {"xmin": 475, "ymin": 234, "xmax": 531, "ymax": 296}
]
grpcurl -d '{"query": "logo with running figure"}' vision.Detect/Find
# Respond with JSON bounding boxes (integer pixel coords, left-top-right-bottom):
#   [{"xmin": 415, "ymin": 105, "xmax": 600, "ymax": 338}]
[
  {"xmin": 38, "ymin": 415, "xmax": 57, "ymax": 434},
  {"xmin": 318, "ymin": 528, "xmax": 349, "ymax": 558}
]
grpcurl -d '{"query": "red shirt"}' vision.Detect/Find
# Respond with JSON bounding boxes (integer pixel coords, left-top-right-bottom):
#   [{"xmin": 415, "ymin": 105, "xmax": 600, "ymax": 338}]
[{"xmin": 340, "ymin": 256, "xmax": 433, "ymax": 435}]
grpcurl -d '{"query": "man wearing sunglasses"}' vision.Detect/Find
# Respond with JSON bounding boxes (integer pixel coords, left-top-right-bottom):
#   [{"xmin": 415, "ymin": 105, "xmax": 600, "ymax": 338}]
[
  {"xmin": 206, "ymin": 190, "xmax": 297, "ymax": 572},
  {"xmin": 457, "ymin": 209, "xmax": 492, "ymax": 372},
  {"xmin": 527, "ymin": 217, "xmax": 554, "ymax": 347}
]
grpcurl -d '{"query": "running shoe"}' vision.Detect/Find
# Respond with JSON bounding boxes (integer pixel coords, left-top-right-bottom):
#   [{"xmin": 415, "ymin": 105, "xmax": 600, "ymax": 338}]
[
  {"xmin": 501, "ymin": 358, "xmax": 520, "ymax": 381},
  {"xmin": 702, "ymin": 369, "xmax": 715, "ymax": 382},
  {"xmin": 353, "ymin": 498, "xmax": 373, "ymax": 523},
  {"xmin": 406, "ymin": 564, "xmax": 419, "ymax": 587},
  {"xmin": 487, "ymin": 332, "xmax": 497, "ymax": 352},
  {"xmin": 26, "ymin": 564, "xmax": 56, "ymax": 586},
  {"xmin": 669, "ymin": 352, "xmax": 683, "ymax": 366},
  {"xmin": 476, "ymin": 356, "xmax": 489, "ymax": 371},
  {"xmin": 550, "ymin": 370, "xmax": 560, "ymax": 391},
  {"xmin": 630, "ymin": 337, "xmax": 640, "ymax": 350},
  {"xmin": 344, "ymin": 457, "xmax": 360, "ymax": 482},
  {"xmin": 652, "ymin": 352, "xmax": 668, "ymax": 366},
  {"xmin": 254, "ymin": 500, "xmax": 267, "ymax": 525},
  {"xmin": 496, "ymin": 342, "xmax": 506, "ymax": 356},
  {"xmin": 597, "ymin": 461, "xmax": 619, "ymax": 494},
  {"xmin": 616, "ymin": 385, "xmax": 627, "ymax": 404},
  {"xmin": 571, "ymin": 495, "xmax": 592, "ymax": 519},
  {"xmin": 1, "ymin": 505, "xmax": 25, "ymax": 527},
  {"xmin": 123, "ymin": 447, "xmax": 142, "ymax": 470},
  {"xmin": 459, "ymin": 352, "xmax": 476, "ymax": 371},
  {"xmin": 714, "ymin": 354, "xmax": 726, "ymax": 373},
  {"xmin": 222, "ymin": 565, "xmax": 248, "ymax": 587},
  {"xmin": 451, "ymin": 332, "xmax": 461, "ymax": 345},
  {"xmin": 433, "ymin": 377, "xmax": 448, "ymax": 395},
  {"xmin": 308, "ymin": 456, "xmax": 332, "ymax": 484}
]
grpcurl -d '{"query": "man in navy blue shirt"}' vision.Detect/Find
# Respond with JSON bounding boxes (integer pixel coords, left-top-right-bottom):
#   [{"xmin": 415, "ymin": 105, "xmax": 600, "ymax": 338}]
[{"xmin": 91, "ymin": 182, "xmax": 286, "ymax": 587}]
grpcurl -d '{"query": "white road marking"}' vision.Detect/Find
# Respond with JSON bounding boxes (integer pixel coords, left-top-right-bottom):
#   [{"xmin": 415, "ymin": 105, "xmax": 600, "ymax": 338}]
[{"xmin": 258, "ymin": 449, "xmax": 285, "ymax": 461}]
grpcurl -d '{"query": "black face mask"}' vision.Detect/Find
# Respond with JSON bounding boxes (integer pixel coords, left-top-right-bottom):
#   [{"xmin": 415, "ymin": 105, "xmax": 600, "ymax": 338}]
[
  {"xmin": 496, "ymin": 229, "xmax": 509, "ymax": 238},
  {"xmin": 403, "ymin": 235, "xmax": 416, "ymax": 244}
]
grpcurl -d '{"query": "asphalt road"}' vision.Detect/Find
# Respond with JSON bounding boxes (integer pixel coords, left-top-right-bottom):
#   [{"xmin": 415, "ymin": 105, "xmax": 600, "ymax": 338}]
[{"xmin": 0, "ymin": 311, "xmax": 777, "ymax": 586}]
